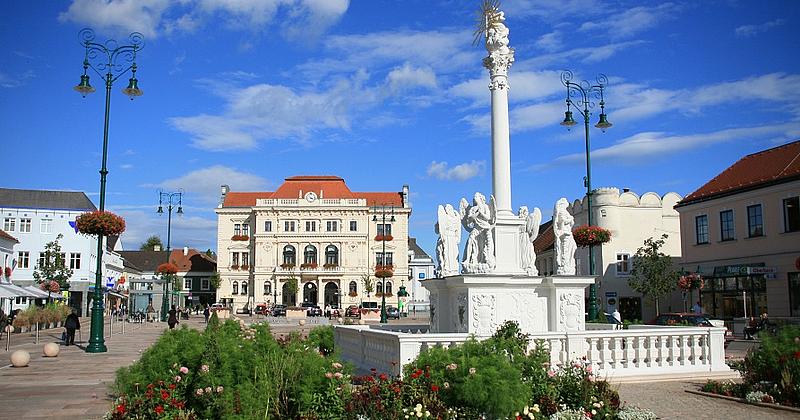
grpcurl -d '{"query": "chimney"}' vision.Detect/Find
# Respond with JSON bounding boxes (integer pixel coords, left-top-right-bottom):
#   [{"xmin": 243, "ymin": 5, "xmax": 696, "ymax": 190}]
[
  {"xmin": 183, "ymin": 246, "xmax": 189, "ymax": 256},
  {"xmin": 299, "ymin": 189, "xmax": 303, "ymax": 199},
  {"xmin": 153, "ymin": 244, "xmax": 161, "ymax": 251},
  {"xmin": 219, "ymin": 185, "xmax": 230, "ymax": 208},
  {"xmin": 402, "ymin": 185, "xmax": 410, "ymax": 208}
]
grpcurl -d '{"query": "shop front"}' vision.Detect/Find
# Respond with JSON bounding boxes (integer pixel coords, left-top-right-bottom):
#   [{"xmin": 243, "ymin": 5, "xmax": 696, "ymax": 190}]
[{"xmin": 699, "ymin": 265, "xmax": 772, "ymax": 319}]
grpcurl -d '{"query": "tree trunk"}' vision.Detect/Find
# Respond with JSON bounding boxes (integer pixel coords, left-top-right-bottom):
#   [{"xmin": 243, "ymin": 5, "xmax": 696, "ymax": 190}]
[{"xmin": 655, "ymin": 297, "xmax": 660, "ymax": 316}]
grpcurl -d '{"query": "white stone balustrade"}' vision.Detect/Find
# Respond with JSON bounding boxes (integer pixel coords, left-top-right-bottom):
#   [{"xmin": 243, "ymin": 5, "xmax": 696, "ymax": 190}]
[{"xmin": 334, "ymin": 325, "xmax": 730, "ymax": 379}]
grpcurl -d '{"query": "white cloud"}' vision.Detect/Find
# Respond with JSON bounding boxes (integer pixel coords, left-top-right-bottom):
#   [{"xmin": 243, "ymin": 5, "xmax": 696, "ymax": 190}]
[
  {"xmin": 536, "ymin": 123, "xmax": 800, "ymax": 169},
  {"xmin": 505, "ymin": 0, "xmax": 601, "ymax": 20},
  {"xmin": 113, "ymin": 208, "xmax": 217, "ymax": 251},
  {"xmin": 579, "ymin": 3, "xmax": 678, "ymax": 39},
  {"xmin": 450, "ymin": 70, "xmax": 564, "ymax": 105},
  {"xmin": 735, "ymin": 19, "xmax": 785, "ymax": 38},
  {"xmin": 427, "ymin": 160, "xmax": 485, "ymax": 181},
  {"xmin": 535, "ymin": 31, "xmax": 563, "ymax": 52},
  {"xmin": 59, "ymin": 0, "xmax": 348, "ymax": 38},
  {"xmin": 516, "ymin": 41, "xmax": 647, "ymax": 70},
  {"xmin": 153, "ymin": 165, "xmax": 269, "ymax": 203},
  {"xmin": 386, "ymin": 63, "xmax": 437, "ymax": 92}
]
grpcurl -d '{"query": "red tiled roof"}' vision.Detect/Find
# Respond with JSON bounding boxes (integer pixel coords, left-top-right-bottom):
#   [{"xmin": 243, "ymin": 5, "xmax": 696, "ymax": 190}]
[
  {"xmin": 533, "ymin": 221, "xmax": 554, "ymax": 253},
  {"xmin": 0, "ymin": 229, "xmax": 18, "ymax": 244},
  {"xmin": 222, "ymin": 176, "xmax": 404, "ymax": 207},
  {"xmin": 169, "ymin": 249, "xmax": 216, "ymax": 272},
  {"xmin": 679, "ymin": 140, "xmax": 800, "ymax": 206}
]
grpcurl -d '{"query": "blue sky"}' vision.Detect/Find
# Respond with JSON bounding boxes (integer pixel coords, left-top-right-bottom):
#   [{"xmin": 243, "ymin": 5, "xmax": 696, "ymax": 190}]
[{"xmin": 3, "ymin": 0, "xmax": 799, "ymax": 255}]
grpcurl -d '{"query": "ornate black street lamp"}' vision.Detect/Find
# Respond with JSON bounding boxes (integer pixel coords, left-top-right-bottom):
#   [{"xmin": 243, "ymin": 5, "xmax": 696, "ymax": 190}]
[
  {"xmin": 157, "ymin": 190, "xmax": 183, "ymax": 321},
  {"xmin": 373, "ymin": 204, "xmax": 395, "ymax": 323},
  {"xmin": 74, "ymin": 28, "xmax": 144, "ymax": 353},
  {"xmin": 559, "ymin": 70, "xmax": 612, "ymax": 321}
]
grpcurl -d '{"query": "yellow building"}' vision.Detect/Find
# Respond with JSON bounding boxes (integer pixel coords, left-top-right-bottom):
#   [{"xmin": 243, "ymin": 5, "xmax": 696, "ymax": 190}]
[{"xmin": 215, "ymin": 176, "xmax": 411, "ymax": 312}]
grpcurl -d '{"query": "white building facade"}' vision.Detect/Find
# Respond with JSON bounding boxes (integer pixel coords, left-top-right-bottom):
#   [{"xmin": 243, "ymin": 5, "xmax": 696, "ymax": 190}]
[
  {"xmin": 535, "ymin": 188, "xmax": 683, "ymax": 322},
  {"xmin": 215, "ymin": 176, "xmax": 411, "ymax": 312},
  {"xmin": 0, "ymin": 188, "xmax": 124, "ymax": 316},
  {"xmin": 407, "ymin": 237, "xmax": 433, "ymax": 312}
]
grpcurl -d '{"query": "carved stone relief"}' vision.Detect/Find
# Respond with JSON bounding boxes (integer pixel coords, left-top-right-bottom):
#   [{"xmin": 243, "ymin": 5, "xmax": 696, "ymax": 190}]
[
  {"xmin": 471, "ymin": 294, "xmax": 496, "ymax": 335},
  {"xmin": 559, "ymin": 293, "xmax": 584, "ymax": 332}
]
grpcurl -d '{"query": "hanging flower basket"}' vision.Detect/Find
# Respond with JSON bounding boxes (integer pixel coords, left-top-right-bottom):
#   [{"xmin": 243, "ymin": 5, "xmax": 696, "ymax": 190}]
[
  {"xmin": 75, "ymin": 211, "xmax": 126, "ymax": 236},
  {"xmin": 375, "ymin": 265, "xmax": 394, "ymax": 278},
  {"xmin": 39, "ymin": 280, "xmax": 60, "ymax": 294},
  {"xmin": 678, "ymin": 273, "xmax": 704, "ymax": 291},
  {"xmin": 572, "ymin": 225, "xmax": 611, "ymax": 247},
  {"xmin": 231, "ymin": 235, "xmax": 249, "ymax": 241},
  {"xmin": 3, "ymin": 267, "xmax": 11, "ymax": 278},
  {"xmin": 375, "ymin": 234, "xmax": 394, "ymax": 241},
  {"xmin": 156, "ymin": 263, "xmax": 179, "ymax": 275}
]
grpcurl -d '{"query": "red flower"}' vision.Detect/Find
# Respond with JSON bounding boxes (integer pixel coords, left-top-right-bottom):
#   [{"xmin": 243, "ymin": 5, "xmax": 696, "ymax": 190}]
[
  {"xmin": 168, "ymin": 383, "xmax": 176, "ymax": 390},
  {"xmin": 379, "ymin": 373, "xmax": 388, "ymax": 381},
  {"xmin": 156, "ymin": 263, "xmax": 179, "ymax": 275},
  {"xmin": 160, "ymin": 390, "xmax": 169, "ymax": 400},
  {"xmin": 176, "ymin": 401, "xmax": 185, "ymax": 409},
  {"xmin": 154, "ymin": 405, "xmax": 164, "ymax": 414},
  {"xmin": 115, "ymin": 404, "xmax": 126, "ymax": 414},
  {"xmin": 431, "ymin": 384, "xmax": 439, "ymax": 392},
  {"xmin": 145, "ymin": 390, "xmax": 154, "ymax": 399},
  {"xmin": 794, "ymin": 351, "xmax": 800, "ymax": 360}
]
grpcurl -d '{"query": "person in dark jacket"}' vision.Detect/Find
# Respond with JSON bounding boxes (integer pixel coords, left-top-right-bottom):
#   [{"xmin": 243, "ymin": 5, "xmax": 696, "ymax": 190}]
[
  {"xmin": 167, "ymin": 305, "xmax": 178, "ymax": 329},
  {"xmin": 64, "ymin": 310, "xmax": 80, "ymax": 345},
  {"xmin": 203, "ymin": 305, "xmax": 210, "ymax": 323}
]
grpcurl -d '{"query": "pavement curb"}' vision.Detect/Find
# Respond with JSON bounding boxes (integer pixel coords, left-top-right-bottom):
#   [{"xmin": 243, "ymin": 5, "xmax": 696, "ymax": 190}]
[{"xmin": 685, "ymin": 390, "xmax": 800, "ymax": 414}]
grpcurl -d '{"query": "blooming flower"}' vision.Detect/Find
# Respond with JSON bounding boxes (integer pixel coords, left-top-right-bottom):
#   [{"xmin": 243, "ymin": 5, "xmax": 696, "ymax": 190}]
[
  {"xmin": 446, "ymin": 363, "xmax": 458, "ymax": 371},
  {"xmin": 443, "ymin": 382, "xmax": 450, "ymax": 389},
  {"xmin": 431, "ymin": 384, "xmax": 439, "ymax": 392},
  {"xmin": 547, "ymin": 370, "xmax": 556, "ymax": 378},
  {"xmin": 332, "ymin": 362, "xmax": 342, "ymax": 369},
  {"xmin": 334, "ymin": 372, "xmax": 343, "ymax": 379},
  {"xmin": 200, "ymin": 364, "xmax": 209, "ymax": 373},
  {"xmin": 325, "ymin": 372, "xmax": 334, "ymax": 379},
  {"xmin": 216, "ymin": 386, "xmax": 224, "ymax": 393},
  {"xmin": 154, "ymin": 405, "xmax": 164, "ymax": 415},
  {"xmin": 179, "ymin": 366, "xmax": 189, "ymax": 374},
  {"xmin": 174, "ymin": 375, "xmax": 181, "ymax": 382},
  {"xmin": 205, "ymin": 387, "xmax": 212, "ymax": 393},
  {"xmin": 195, "ymin": 388, "xmax": 204, "ymax": 396},
  {"xmin": 468, "ymin": 367, "xmax": 476, "ymax": 375}
]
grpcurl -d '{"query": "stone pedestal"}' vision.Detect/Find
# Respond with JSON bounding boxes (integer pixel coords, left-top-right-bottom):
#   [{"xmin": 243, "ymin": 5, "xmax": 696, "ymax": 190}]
[{"xmin": 423, "ymin": 274, "xmax": 595, "ymax": 336}]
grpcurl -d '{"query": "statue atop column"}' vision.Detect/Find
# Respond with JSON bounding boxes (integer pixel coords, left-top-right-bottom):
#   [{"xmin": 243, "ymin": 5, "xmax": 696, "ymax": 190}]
[
  {"xmin": 459, "ymin": 192, "xmax": 497, "ymax": 273},
  {"xmin": 553, "ymin": 198, "xmax": 577, "ymax": 275}
]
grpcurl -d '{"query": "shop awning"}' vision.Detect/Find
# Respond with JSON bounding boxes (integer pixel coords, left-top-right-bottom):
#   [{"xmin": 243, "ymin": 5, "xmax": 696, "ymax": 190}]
[
  {"xmin": 22, "ymin": 286, "xmax": 65, "ymax": 299},
  {"xmin": 108, "ymin": 291, "xmax": 128, "ymax": 299},
  {"xmin": 0, "ymin": 283, "xmax": 37, "ymax": 298}
]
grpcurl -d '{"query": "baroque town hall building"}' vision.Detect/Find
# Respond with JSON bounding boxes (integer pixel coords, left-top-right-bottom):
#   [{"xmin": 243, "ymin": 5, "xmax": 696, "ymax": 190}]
[{"xmin": 215, "ymin": 176, "xmax": 410, "ymax": 312}]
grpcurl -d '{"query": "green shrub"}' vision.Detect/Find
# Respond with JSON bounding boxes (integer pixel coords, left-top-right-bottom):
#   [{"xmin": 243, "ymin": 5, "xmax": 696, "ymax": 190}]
[
  {"xmin": 307, "ymin": 325, "xmax": 334, "ymax": 355},
  {"xmin": 738, "ymin": 325, "xmax": 800, "ymax": 405}
]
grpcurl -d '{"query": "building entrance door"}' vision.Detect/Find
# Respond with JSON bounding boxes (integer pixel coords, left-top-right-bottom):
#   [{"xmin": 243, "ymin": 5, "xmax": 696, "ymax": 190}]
[
  {"xmin": 282, "ymin": 282, "xmax": 296, "ymax": 306},
  {"xmin": 324, "ymin": 282, "xmax": 339, "ymax": 308},
  {"xmin": 303, "ymin": 282, "xmax": 318, "ymax": 304}
]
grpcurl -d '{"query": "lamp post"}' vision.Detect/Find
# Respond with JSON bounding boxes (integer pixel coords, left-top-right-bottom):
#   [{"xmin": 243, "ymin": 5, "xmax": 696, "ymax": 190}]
[
  {"xmin": 559, "ymin": 70, "xmax": 612, "ymax": 322},
  {"xmin": 74, "ymin": 28, "xmax": 144, "ymax": 353},
  {"xmin": 157, "ymin": 191, "xmax": 183, "ymax": 321},
  {"xmin": 373, "ymin": 204, "xmax": 395, "ymax": 324}
]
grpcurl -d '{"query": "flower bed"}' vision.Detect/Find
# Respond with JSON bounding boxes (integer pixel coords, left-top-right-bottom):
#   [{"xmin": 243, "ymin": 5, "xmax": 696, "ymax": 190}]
[
  {"xmin": 109, "ymin": 318, "xmax": 653, "ymax": 419},
  {"xmin": 701, "ymin": 325, "xmax": 800, "ymax": 408},
  {"xmin": 572, "ymin": 225, "xmax": 611, "ymax": 247},
  {"xmin": 76, "ymin": 211, "xmax": 126, "ymax": 236}
]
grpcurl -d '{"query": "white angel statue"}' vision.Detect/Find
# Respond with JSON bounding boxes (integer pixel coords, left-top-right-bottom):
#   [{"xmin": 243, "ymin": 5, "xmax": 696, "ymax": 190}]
[
  {"xmin": 460, "ymin": 192, "xmax": 497, "ymax": 273},
  {"xmin": 436, "ymin": 204, "xmax": 461, "ymax": 277},
  {"xmin": 519, "ymin": 206, "xmax": 542, "ymax": 275},
  {"xmin": 553, "ymin": 198, "xmax": 577, "ymax": 275}
]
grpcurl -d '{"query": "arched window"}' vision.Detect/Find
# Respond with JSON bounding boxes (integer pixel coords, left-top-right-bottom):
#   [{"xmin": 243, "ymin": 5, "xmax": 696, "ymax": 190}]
[
  {"xmin": 304, "ymin": 245, "xmax": 317, "ymax": 265},
  {"xmin": 349, "ymin": 281, "xmax": 357, "ymax": 295},
  {"xmin": 242, "ymin": 281, "xmax": 248, "ymax": 295},
  {"xmin": 263, "ymin": 281, "xmax": 271, "ymax": 295},
  {"xmin": 385, "ymin": 281, "xmax": 392, "ymax": 296},
  {"xmin": 283, "ymin": 245, "xmax": 296, "ymax": 266},
  {"xmin": 232, "ymin": 281, "xmax": 239, "ymax": 295},
  {"xmin": 376, "ymin": 282, "xmax": 384, "ymax": 295},
  {"xmin": 325, "ymin": 245, "xmax": 339, "ymax": 266}
]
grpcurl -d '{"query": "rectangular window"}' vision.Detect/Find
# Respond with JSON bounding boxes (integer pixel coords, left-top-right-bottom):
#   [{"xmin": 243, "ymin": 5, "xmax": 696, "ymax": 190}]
[
  {"xmin": 38, "ymin": 252, "xmax": 47, "ymax": 269},
  {"xmin": 40, "ymin": 219, "xmax": 52, "ymax": 234},
  {"xmin": 377, "ymin": 224, "xmax": 393, "ymax": 236},
  {"xmin": 790, "ymin": 273, "xmax": 800, "ymax": 316},
  {"xmin": 695, "ymin": 215, "xmax": 709, "ymax": 244},
  {"xmin": 18, "ymin": 251, "xmax": 29, "ymax": 269},
  {"xmin": 234, "ymin": 223, "xmax": 242, "ymax": 235},
  {"xmin": 326, "ymin": 221, "xmax": 338, "ymax": 232},
  {"xmin": 747, "ymin": 204, "xmax": 763, "ymax": 237},
  {"xmin": 616, "ymin": 253, "xmax": 630, "ymax": 275},
  {"xmin": 720, "ymin": 210, "xmax": 735, "ymax": 241},
  {"xmin": 201, "ymin": 278, "xmax": 210, "ymax": 290},
  {"xmin": 231, "ymin": 252, "xmax": 240, "ymax": 267},
  {"xmin": 284, "ymin": 221, "xmax": 296, "ymax": 232},
  {"xmin": 306, "ymin": 221, "xmax": 316, "ymax": 232},
  {"xmin": 242, "ymin": 224, "xmax": 249, "ymax": 236},
  {"xmin": 242, "ymin": 252, "xmax": 249, "ymax": 267},
  {"xmin": 70, "ymin": 253, "xmax": 81, "ymax": 270},
  {"xmin": 184, "ymin": 278, "xmax": 192, "ymax": 290},
  {"xmin": 19, "ymin": 218, "xmax": 31, "ymax": 233},
  {"xmin": 376, "ymin": 252, "xmax": 394, "ymax": 266},
  {"xmin": 784, "ymin": 197, "xmax": 800, "ymax": 232},
  {"xmin": 3, "ymin": 218, "xmax": 14, "ymax": 232},
  {"xmin": 350, "ymin": 221, "xmax": 357, "ymax": 231},
  {"xmin": 264, "ymin": 221, "xmax": 273, "ymax": 232}
]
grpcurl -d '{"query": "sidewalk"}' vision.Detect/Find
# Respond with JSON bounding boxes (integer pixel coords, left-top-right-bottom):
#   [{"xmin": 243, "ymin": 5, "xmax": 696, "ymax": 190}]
[{"xmin": 0, "ymin": 316, "xmax": 205, "ymax": 419}]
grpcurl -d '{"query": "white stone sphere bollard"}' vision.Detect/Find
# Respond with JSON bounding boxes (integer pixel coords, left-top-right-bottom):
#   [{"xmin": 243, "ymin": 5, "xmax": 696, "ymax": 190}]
[
  {"xmin": 358, "ymin": 319, "xmax": 365, "ymax": 325},
  {"xmin": 298, "ymin": 319, "xmax": 306, "ymax": 326},
  {"xmin": 43, "ymin": 342, "xmax": 60, "ymax": 357},
  {"xmin": 10, "ymin": 350, "xmax": 30, "ymax": 367},
  {"xmin": 337, "ymin": 317, "xmax": 344, "ymax": 324}
]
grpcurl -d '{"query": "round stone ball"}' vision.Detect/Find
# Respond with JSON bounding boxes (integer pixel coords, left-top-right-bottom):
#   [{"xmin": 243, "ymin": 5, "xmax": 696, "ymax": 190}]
[
  {"xmin": 10, "ymin": 350, "xmax": 30, "ymax": 367},
  {"xmin": 43, "ymin": 342, "xmax": 60, "ymax": 357},
  {"xmin": 298, "ymin": 319, "xmax": 306, "ymax": 326}
]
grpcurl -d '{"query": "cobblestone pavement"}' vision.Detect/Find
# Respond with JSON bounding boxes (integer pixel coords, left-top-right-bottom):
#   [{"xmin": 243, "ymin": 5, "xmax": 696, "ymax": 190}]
[{"xmin": 617, "ymin": 379, "xmax": 799, "ymax": 419}]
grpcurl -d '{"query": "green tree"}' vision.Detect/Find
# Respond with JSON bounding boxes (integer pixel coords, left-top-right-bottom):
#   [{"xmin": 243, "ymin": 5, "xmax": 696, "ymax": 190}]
[
  {"xmin": 209, "ymin": 272, "xmax": 221, "ymax": 290},
  {"xmin": 285, "ymin": 275, "xmax": 299, "ymax": 306},
  {"xmin": 204, "ymin": 249, "xmax": 216, "ymax": 259},
  {"xmin": 32, "ymin": 234, "xmax": 73, "ymax": 297},
  {"xmin": 628, "ymin": 234, "xmax": 679, "ymax": 315},
  {"xmin": 360, "ymin": 273, "xmax": 374, "ymax": 297},
  {"xmin": 140, "ymin": 235, "xmax": 163, "ymax": 251}
]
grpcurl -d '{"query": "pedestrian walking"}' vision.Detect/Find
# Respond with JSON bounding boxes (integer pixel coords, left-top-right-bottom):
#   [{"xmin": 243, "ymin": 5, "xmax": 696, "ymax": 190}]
[
  {"xmin": 168, "ymin": 305, "xmax": 179, "ymax": 329},
  {"xmin": 203, "ymin": 305, "xmax": 210, "ymax": 323},
  {"xmin": 692, "ymin": 301, "xmax": 703, "ymax": 314},
  {"xmin": 64, "ymin": 309, "xmax": 80, "ymax": 345}
]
